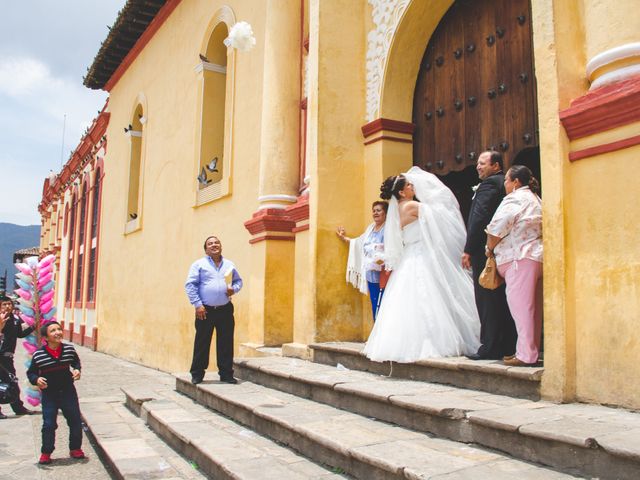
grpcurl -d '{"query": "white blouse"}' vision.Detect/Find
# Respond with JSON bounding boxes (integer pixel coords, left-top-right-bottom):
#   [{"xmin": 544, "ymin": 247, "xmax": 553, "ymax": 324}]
[{"xmin": 486, "ymin": 186, "xmax": 542, "ymax": 265}]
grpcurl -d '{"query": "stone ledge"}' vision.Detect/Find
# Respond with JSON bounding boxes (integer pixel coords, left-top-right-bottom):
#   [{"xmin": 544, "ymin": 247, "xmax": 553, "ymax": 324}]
[
  {"xmin": 177, "ymin": 374, "xmax": 580, "ymax": 480},
  {"xmin": 238, "ymin": 342, "xmax": 283, "ymax": 358},
  {"xmin": 311, "ymin": 341, "xmax": 543, "ymax": 381},
  {"xmin": 121, "ymin": 386, "xmax": 156, "ymax": 417},
  {"xmin": 309, "ymin": 341, "xmax": 542, "ymax": 399}
]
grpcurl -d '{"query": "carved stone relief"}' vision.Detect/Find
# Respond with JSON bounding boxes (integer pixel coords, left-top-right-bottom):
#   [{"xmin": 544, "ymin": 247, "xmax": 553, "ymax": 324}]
[{"xmin": 366, "ymin": 0, "xmax": 411, "ymax": 121}]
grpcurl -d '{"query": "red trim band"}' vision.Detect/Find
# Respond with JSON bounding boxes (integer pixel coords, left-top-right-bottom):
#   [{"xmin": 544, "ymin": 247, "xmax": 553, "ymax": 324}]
[
  {"xmin": 569, "ymin": 134, "xmax": 640, "ymax": 162},
  {"xmin": 363, "ymin": 135, "xmax": 414, "ymax": 146},
  {"xmin": 249, "ymin": 235, "xmax": 295, "ymax": 244},
  {"xmin": 292, "ymin": 224, "xmax": 309, "ymax": 233},
  {"xmin": 361, "ymin": 118, "xmax": 415, "ymax": 138},
  {"xmin": 560, "ymin": 75, "xmax": 640, "ymax": 140},
  {"xmin": 285, "ymin": 196, "xmax": 309, "ymax": 223},
  {"xmin": 244, "ymin": 208, "xmax": 297, "ymax": 235},
  {"xmin": 64, "ymin": 321, "xmax": 74, "ymax": 341}
]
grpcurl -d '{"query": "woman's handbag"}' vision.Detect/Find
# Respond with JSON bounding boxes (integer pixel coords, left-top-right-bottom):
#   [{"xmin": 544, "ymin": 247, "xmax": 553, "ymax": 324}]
[
  {"xmin": 0, "ymin": 365, "xmax": 20, "ymax": 404},
  {"xmin": 479, "ymin": 256, "xmax": 504, "ymax": 290}
]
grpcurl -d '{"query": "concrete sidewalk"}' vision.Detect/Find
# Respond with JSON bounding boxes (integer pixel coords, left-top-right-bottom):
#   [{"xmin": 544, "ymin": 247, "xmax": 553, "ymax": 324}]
[{"xmin": 0, "ymin": 342, "xmax": 176, "ymax": 479}]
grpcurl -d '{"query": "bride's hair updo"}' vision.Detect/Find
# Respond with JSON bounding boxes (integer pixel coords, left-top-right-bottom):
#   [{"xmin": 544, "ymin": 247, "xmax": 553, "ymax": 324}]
[{"xmin": 380, "ymin": 175, "xmax": 406, "ymax": 200}]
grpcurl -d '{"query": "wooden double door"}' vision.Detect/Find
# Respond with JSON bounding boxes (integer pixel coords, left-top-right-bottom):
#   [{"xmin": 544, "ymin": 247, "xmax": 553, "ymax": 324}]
[{"xmin": 412, "ymin": 0, "xmax": 539, "ymax": 220}]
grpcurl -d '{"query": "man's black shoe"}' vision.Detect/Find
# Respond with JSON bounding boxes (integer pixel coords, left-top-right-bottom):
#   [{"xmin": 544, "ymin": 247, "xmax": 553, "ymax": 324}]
[
  {"xmin": 465, "ymin": 353, "xmax": 482, "ymax": 360},
  {"xmin": 220, "ymin": 377, "xmax": 238, "ymax": 384},
  {"xmin": 465, "ymin": 352, "xmax": 503, "ymax": 361},
  {"xmin": 191, "ymin": 376, "xmax": 203, "ymax": 385},
  {"xmin": 13, "ymin": 407, "xmax": 36, "ymax": 415}
]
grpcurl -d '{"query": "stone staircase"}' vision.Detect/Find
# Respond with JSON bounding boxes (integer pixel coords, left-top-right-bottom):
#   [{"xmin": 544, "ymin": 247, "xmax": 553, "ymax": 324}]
[{"xmin": 86, "ymin": 342, "xmax": 640, "ymax": 479}]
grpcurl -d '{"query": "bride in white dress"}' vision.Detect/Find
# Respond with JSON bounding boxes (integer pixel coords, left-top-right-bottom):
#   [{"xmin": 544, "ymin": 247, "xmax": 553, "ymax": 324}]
[{"xmin": 362, "ymin": 166, "xmax": 481, "ymax": 362}]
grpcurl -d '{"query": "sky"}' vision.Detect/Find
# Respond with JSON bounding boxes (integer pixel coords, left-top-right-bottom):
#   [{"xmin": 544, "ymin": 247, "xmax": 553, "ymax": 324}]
[{"xmin": 0, "ymin": 1, "xmax": 126, "ymax": 225}]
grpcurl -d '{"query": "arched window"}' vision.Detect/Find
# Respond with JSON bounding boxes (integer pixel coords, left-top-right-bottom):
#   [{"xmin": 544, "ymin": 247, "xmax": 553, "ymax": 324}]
[
  {"xmin": 195, "ymin": 12, "xmax": 235, "ymax": 205},
  {"xmin": 126, "ymin": 104, "xmax": 144, "ymax": 229},
  {"xmin": 65, "ymin": 194, "xmax": 77, "ymax": 305},
  {"xmin": 75, "ymin": 182, "xmax": 88, "ymax": 304},
  {"xmin": 87, "ymin": 168, "xmax": 102, "ymax": 303},
  {"xmin": 56, "ymin": 207, "xmax": 63, "ymax": 242},
  {"xmin": 63, "ymin": 203, "xmax": 70, "ymax": 237}
]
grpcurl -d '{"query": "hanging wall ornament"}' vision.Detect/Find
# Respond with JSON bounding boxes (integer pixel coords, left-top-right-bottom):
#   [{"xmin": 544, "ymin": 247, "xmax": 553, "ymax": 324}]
[
  {"xmin": 14, "ymin": 254, "xmax": 57, "ymax": 407},
  {"xmin": 223, "ymin": 21, "xmax": 256, "ymax": 52}
]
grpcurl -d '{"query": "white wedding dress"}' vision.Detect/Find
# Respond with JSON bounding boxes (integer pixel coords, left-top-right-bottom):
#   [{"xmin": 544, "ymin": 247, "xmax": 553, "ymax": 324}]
[{"xmin": 363, "ymin": 167, "xmax": 481, "ymax": 362}]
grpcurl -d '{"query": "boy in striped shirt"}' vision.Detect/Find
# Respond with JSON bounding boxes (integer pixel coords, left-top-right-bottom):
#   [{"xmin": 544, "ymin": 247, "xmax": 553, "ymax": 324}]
[{"xmin": 27, "ymin": 321, "xmax": 85, "ymax": 465}]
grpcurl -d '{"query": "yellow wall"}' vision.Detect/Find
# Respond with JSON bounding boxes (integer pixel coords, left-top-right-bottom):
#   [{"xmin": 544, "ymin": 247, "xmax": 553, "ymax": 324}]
[
  {"xmin": 529, "ymin": 0, "xmax": 585, "ymax": 404},
  {"xmin": 97, "ymin": 0, "xmax": 267, "ymax": 371},
  {"xmin": 582, "ymin": 0, "xmax": 640, "ymax": 61},
  {"xmin": 88, "ymin": 0, "xmax": 640, "ymax": 410},
  {"xmin": 307, "ymin": 0, "xmax": 369, "ymax": 342},
  {"xmin": 292, "ymin": 229, "xmax": 316, "ymax": 344},
  {"xmin": 535, "ymin": 0, "xmax": 640, "ymax": 409},
  {"xmin": 567, "ymin": 141, "xmax": 640, "ymax": 408}
]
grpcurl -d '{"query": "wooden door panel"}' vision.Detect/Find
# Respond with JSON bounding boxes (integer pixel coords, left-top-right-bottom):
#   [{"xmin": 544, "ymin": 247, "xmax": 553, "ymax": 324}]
[
  {"xmin": 433, "ymin": 4, "xmax": 465, "ymax": 174},
  {"xmin": 413, "ymin": 0, "xmax": 538, "ymax": 176},
  {"xmin": 462, "ymin": 0, "xmax": 486, "ymax": 168}
]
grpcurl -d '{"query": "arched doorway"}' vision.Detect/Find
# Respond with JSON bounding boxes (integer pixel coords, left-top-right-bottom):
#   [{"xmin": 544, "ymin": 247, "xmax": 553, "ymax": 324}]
[{"xmin": 412, "ymin": 0, "xmax": 539, "ymax": 219}]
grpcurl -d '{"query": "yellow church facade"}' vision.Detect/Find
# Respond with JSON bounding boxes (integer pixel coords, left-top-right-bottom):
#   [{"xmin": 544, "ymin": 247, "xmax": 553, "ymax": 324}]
[{"xmin": 39, "ymin": 0, "xmax": 640, "ymax": 411}]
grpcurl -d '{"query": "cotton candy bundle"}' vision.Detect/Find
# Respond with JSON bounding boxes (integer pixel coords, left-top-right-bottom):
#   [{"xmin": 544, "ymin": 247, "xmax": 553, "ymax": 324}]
[{"xmin": 14, "ymin": 254, "xmax": 58, "ymax": 406}]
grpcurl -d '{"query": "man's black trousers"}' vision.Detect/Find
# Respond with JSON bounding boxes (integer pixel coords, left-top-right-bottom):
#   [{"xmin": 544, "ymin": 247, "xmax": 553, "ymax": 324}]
[
  {"xmin": 471, "ymin": 253, "xmax": 517, "ymax": 359},
  {"xmin": 190, "ymin": 302, "xmax": 234, "ymax": 381},
  {"xmin": 0, "ymin": 356, "xmax": 26, "ymax": 413}
]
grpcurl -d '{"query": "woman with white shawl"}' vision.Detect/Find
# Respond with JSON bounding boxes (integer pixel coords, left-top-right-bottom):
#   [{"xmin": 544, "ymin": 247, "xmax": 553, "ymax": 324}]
[
  {"xmin": 337, "ymin": 201, "xmax": 388, "ymax": 321},
  {"xmin": 363, "ymin": 167, "xmax": 480, "ymax": 362}
]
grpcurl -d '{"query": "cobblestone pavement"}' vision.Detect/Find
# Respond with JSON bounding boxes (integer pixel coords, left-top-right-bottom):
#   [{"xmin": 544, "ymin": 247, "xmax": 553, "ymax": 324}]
[{"xmin": 0, "ymin": 342, "xmax": 176, "ymax": 480}]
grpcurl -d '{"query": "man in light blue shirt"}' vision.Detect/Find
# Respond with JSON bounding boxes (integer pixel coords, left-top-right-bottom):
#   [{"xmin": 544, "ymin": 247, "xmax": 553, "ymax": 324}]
[{"xmin": 185, "ymin": 236, "xmax": 242, "ymax": 384}]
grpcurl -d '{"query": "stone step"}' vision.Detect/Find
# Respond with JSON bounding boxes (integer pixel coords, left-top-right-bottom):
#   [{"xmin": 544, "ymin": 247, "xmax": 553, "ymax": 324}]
[
  {"xmin": 238, "ymin": 342, "xmax": 283, "ymax": 358},
  {"xmin": 81, "ymin": 396, "xmax": 208, "ymax": 479},
  {"xmin": 176, "ymin": 374, "xmax": 585, "ymax": 480},
  {"xmin": 123, "ymin": 387, "xmax": 344, "ymax": 479},
  {"xmin": 309, "ymin": 342, "xmax": 543, "ymax": 400},
  {"xmin": 233, "ymin": 355, "xmax": 640, "ymax": 480}
]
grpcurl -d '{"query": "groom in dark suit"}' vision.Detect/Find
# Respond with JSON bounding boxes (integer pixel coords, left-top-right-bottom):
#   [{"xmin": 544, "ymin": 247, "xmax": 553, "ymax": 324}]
[{"xmin": 462, "ymin": 151, "xmax": 516, "ymax": 360}]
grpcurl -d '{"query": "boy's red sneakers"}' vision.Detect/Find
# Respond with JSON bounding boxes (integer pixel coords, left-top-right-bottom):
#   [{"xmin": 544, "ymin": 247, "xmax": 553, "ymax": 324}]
[
  {"xmin": 38, "ymin": 453, "xmax": 52, "ymax": 464},
  {"xmin": 69, "ymin": 449, "xmax": 86, "ymax": 459}
]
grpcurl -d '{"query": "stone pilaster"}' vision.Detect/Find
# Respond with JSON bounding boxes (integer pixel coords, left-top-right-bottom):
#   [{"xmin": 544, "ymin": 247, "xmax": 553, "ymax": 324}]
[{"xmin": 243, "ymin": 0, "xmax": 302, "ymax": 347}]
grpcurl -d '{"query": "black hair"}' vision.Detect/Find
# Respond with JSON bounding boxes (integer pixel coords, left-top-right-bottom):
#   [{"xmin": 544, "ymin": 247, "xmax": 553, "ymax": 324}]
[
  {"xmin": 380, "ymin": 174, "xmax": 419, "ymax": 202},
  {"xmin": 203, "ymin": 235, "xmax": 219, "ymax": 250},
  {"xmin": 40, "ymin": 321, "xmax": 61, "ymax": 339},
  {"xmin": 0, "ymin": 295, "xmax": 12, "ymax": 304},
  {"xmin": 487, "ymin": 150, "xmax": 504, "ymax": 170},
  {"xmin": 380, "ymin": 175, "xmax": 406, "ymax": 200},
  {"xmin": 508, "ymin": 165, "xmax": 540, "ymax": 195},
  {"xmin": 371, "ymin": 200, "xmax": 389, "ymax": 213}
]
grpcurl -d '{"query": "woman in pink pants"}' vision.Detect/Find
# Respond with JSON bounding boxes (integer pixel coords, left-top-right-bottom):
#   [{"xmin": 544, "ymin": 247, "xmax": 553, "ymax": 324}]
[{"xmin": 485, "ymin": 166, "xmax": 542, "ymax": 366}]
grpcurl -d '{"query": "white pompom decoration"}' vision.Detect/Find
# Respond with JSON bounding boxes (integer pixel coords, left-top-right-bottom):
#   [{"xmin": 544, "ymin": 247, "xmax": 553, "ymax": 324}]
[{"xmin": 223, "ymin": 21, "xmax": 256, "ymax": 52}]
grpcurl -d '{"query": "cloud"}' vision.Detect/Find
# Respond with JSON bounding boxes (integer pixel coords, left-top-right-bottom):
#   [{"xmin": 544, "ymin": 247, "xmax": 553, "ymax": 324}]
[
  {"xmin": 0, "ymin": 57, "xmax": 52, "ymax": 97},
  {"xmin": 0, "ymin": 55, "xmax": 107, "ymax": 224},
  {"xmin": 0, "ymin": 56, "xmax": 105, "ymax": 141},
  {"xmin": 0, "ymin": 1, "xmax": 125, "ymax": 226}
]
